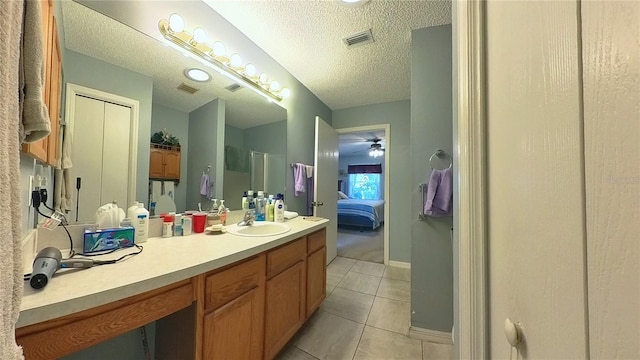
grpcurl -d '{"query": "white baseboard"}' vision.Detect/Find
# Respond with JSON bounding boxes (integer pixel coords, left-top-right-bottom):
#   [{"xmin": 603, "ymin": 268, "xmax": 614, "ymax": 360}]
[
  {"xmin": 387, "ymin": 260, "xmax": 410, "ymax": 269},
  {"xmin": 409, "ymin": 326, "xmax": 453, "ymax": 345}
]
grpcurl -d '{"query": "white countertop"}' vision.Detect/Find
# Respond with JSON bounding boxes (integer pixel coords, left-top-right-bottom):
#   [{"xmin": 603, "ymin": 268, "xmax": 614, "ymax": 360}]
[{"xmin": 18, "ymin": 217, "xmax": 328, "ymax": 328}]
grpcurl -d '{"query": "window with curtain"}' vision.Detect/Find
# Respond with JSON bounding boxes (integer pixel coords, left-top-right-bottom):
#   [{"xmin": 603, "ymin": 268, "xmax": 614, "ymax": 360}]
[{"xmin": 347, "ymin": 163, "xmax": 382, "ymax": 200}]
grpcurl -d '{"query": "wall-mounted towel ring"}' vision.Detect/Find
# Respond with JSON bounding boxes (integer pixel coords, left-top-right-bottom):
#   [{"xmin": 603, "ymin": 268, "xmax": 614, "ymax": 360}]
[{"xmin": 429, "ymin": 149, "xmax": 453, "ymax": 169}]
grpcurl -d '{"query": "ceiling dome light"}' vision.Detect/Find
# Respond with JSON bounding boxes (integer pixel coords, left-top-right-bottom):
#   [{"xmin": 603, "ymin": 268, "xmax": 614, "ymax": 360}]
[
  {"xmin": 212, "ymin": 41, "xmax": 226, "ymax": 57},
  {"xmin": 338, "ymin": 0, "xmax": 370, "ymax": 7},
  {"xmin": 168, "ymin": 14, "xmax": 185, "ymax": 32},
  {"xmin": 244, "ymin": 63, "xmax": 257, "ymax": 77},
  {"xmin": 193, "ymin": 28, "xmax": 206, "ymax": 43},
  {"xmin": 281, "ymin": 88, "xmax": 291, "ymax": 98},
  {"xmin": 184, "ymin": 68, "xmax": 211, "ymax": 82},
  {"xmin": 229, "ymin": 53, "xmax": 242, "ymax": 68},
  {"xmin": 269, "ymin": 81, "xmax": 281, "ymax": 92},
  {"xmin": 259, "ymin": 73, "xmax": 269, "ymax": 84}
]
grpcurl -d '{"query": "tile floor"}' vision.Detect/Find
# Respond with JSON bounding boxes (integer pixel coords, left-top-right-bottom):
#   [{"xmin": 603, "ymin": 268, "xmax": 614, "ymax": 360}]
[{"xmin": 276, "ymin": 257, "xmax": 453, "ymax": 360}]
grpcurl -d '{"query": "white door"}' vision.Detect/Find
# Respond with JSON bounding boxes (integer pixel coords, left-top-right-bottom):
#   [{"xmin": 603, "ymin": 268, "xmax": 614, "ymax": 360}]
[
  {"xmin": 314, "ymin": 116, "xmax": 338, "ymax": 264},
  {"xmin": 486, "ymin": 1, "xmax": 588, "ymax": 357},
  {"xmin": 70, "ymin": 95, "xmax": 132, "ymax": 222}
]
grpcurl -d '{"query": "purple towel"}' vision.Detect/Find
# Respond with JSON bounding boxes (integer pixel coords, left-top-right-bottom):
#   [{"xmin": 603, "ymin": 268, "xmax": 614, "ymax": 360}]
[
  {"xmin": 200, "ymin": 173, "xmax": 210, "ymax": 197},
  {"xmin": 294, "ymin": 163, "xmax": 306, "ymax": 196},
  {"xmin": 424, "ymin": 168, "xmax": 453, "ymax": 217}
]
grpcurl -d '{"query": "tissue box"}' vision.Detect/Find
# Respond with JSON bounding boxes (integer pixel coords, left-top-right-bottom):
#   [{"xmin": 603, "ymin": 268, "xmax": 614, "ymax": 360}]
[{"xmin": 83, "ymin": 227, "xmax": 135, "ymax": 253}]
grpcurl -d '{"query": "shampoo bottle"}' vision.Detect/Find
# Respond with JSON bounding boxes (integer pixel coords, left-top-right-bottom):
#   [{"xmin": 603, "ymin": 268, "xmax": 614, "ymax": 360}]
[
  {"xmin": 241, "ymin": 192, "xmax": 248, "ymax": 210},
  {"xmin": 256, "ymin": 191, "xmax": 266, "ymax": 221},
  {"xmin": 267, "ymin": 195, "xmax": 275, "ymax": 222}
]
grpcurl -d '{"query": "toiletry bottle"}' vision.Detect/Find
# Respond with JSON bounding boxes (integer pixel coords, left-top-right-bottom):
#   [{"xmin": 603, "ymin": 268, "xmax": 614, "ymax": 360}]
[
  {"xmin": 127, "ymin": 201, "xmax": 140, "ymax": 220},
  {"xmin": 182, "ymin": 214, "xmax": 193, "ymax": 236},
  {"xmin": 174, "ymin": 214, "xmax": 183, "ymax": 236},
  {"xmin": 242, "ymin": 192, "xmax": 248, "ymax": 210},
  {"xmin": 274, "ymin": 196, "xmax": 285, "ymax": 223},
  {"xmin": 218, "ymin": 200, "xmax": 227, "ymax": 225},
  {"xmin": 256, "ymin": 191, "xmax": 266, "ymax": 221},
  {"xmin": 248, "ymin": 190, "xmax": 255, "ymax": 210},
  {"xmin": 267, "ymin": 195, "xmax": 275, "ymax": 222},
  {"xmin": 132, "ymin": 203, "xmax": 149, "ymax": 243},
  {"xmin": 162, "ymin": 215, "xmax": 173, "ymax": 238}
]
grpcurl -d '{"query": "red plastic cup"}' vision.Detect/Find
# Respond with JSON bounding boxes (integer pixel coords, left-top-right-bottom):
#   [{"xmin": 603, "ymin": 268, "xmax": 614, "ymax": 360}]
[{"xmin": 193, "ymin": 212, "xmax": 207, "ymax": 233}]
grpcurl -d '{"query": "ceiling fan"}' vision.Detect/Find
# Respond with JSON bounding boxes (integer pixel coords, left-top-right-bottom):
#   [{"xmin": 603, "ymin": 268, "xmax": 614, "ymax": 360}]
[{"xmin": 367, "ymin": 139, "xmax": 385, "ymax": 158}]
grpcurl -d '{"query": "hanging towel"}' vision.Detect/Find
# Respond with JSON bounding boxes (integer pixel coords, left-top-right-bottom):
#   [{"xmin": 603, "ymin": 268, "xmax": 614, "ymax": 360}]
[
  {"xmin": 55, "ymin": 123, "xmax": 73, "ymax": 212},
  {"xmin": 424, "ymin": 168, "xmax": 453, "ymax": 217},
  {"xmin": 305, "ymin": 165, "xmax": 314, "ymax": 178},
  {"xmin": 294, "ymin": 163, "xmax": 306, "ymax": 196},
  {"xmin": 163, "ymin": 181, "xmax": 175, "ymax": 200},
  {"xmin": 200, "ymin": 173, "xmax": 210, "ymax": 197},
  {"xmin": 224, "ymin": 145, "xmax": 251, "ymax": 173},
  {"xmin": 19, "ymin": 0, "xmax": 51, "ymax": 143},
  {"xmin": 2, "ymin": 1, "xmax": 29, "ymax": 358}
]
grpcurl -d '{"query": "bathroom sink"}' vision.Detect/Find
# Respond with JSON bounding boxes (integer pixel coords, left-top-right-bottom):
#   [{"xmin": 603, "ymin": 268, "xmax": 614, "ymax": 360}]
[{"xmin": 226, "ymin": 222, "xmax": 291, "ymax": 237}]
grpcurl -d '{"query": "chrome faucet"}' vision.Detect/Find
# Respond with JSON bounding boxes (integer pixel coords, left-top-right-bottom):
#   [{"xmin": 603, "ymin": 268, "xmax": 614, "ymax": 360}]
[{"xmin": 238, "ymin": 209, "xmax": 256, "ymax": 226}]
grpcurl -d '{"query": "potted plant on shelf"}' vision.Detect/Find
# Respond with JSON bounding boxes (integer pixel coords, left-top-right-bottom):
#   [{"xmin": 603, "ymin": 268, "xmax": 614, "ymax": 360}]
[{"xmin": 150, "ymin": 129, "xmax": 181, "ymax": 150}]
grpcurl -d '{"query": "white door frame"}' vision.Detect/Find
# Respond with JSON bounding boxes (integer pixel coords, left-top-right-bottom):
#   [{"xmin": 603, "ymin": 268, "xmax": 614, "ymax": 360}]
[
  {"xmin": 335, "ymin": 124, "xmax": 390, "ymax": 266},
  {"xmin": 65, "ymin": 83, "xmax": 140, "ymax": 207},
  {"xmin": 454, "ymin": 1, "xmax": 488, "ymax": 359}
]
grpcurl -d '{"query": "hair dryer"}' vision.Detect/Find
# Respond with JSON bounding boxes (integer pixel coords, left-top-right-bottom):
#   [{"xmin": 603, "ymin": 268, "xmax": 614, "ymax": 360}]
[{"xmin": 30, "ymin": 247, "xmax": 96, "ymax": 289}]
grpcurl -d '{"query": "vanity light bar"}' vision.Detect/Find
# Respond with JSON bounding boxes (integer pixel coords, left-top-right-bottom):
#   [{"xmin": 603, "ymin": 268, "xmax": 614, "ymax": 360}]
[{"xmin": 158, "ymin": 17, "xmax": 289, "ymax": 102}]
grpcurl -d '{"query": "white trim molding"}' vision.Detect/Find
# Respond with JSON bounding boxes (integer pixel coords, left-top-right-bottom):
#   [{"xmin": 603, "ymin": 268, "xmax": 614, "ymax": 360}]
[
  {"xmin": 409, "ymin": 326, "xmax": 453, "ymax": 345},
  {"xmin": 387, "ymin": 260, "xmax": 410, "ymax": 269},
  {"xmin": 455, "ymin": 0, "xmax": 487, "ymax": 359}
]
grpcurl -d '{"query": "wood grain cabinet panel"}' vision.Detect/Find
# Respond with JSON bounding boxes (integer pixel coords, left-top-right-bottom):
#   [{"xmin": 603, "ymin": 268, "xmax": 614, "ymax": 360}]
[
  {"xmin": 149, "ymin": 145, "xmax": 181, "ymax": 180},
  {"xmin": 267, "ymin": 237, "xmax": 306, "ymax": 278},
  {"xmin": 264, "ymin": 261, "xmax": 306, "ymax": 360},
  {"xmin": 204, "ymin": 255, "xmax": 265, "ymax": 311},
  {"xmin": 306, "ymin": 246, "xmax": 326, "ymax": 316},
  {"xmin": 149, "ymin": 148, "xmax": 165, "ymax": 178}
]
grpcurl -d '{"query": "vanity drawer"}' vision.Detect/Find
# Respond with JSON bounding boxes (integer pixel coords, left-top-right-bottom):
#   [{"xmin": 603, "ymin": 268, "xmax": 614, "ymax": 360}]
[
  {"xmin": 307, "ymin": 228, "xmax": 326, "ymax": 254},
  {"xmin": 267, "ymin": 238, "xmax": 306, "ymax": 279},
  {"xmin": 204, "ymin": 254, "xmax": 266, "ymax": 311}
]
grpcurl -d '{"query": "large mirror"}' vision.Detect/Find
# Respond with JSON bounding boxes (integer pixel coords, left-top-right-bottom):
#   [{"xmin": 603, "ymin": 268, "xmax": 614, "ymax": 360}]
[{"xmin": 60, "ymin": 0, "xmax": 287, "ymax": 221}]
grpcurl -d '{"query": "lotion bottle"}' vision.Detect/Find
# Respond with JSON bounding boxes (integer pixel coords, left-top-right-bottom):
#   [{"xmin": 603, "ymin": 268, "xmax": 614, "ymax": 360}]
[
  {"xmin": 132, "ymin": 203, "xmax": 149, "ymax": 243},
  {"xmin": 274, "ymin": 196, "xmax": 285, "ymax": 223}
]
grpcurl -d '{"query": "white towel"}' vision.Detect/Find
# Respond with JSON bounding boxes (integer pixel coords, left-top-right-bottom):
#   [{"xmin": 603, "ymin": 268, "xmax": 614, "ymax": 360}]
[
  {"xmin": 305, "ymin": 165, "xmax": 314, "ymax": 178},
  {"xmin": 1, "ymin": 1, "xmax": 28, "ymax": 358},
  {"xmin": 163, "ymin": 181, "xmax": 175, "ymax": 200},
  {"xmin": 151, "ymin": 181, "xmax": 162, "ymax": 202},
  {"xmin": 284, "ymin": 211, "xmax": 299, "ymax": 220},
  {"xmin": 54, "ymin": 123, "xmax": 73, "ymax": 212}
]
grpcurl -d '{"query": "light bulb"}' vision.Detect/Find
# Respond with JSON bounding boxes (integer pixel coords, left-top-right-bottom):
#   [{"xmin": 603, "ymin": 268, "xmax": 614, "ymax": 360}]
[
  {"xmin": 193, "ymin": 28, "xmax": 206, "ymax": 43},
  {"xmin": 245, "ymin": 63, "xmax": 257, "ymax": 76},
  {"xmin": 270, "ymin": 81, "xmax": 281, "ymax": 91},
  {"xmin": 281, "ymin": 88, "xmax": 291, "ymax": 98},
  {"xmin": 230, "ymin": 53, "xmax": 242, "ymax": 68},
  {"xmin": 212, "ymin": 41, "xmax": 226, "ymax": 57},
  {"xmin": 169, "ymin": 14, "xmax": 185, "ymax": 32},
  {"xmin": 185, "ymin": 68, "xmax": 211, "ymax": 82},
  {"xmin": 259, "ymin": 73, "xmax": 269, "ymax": 84}
]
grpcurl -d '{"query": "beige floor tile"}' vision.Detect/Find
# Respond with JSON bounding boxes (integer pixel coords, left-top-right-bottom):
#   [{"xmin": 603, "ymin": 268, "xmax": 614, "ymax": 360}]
[
  {"xmin": 377, "ymin": 277, "xmax": 411, "ymax": 302},
  {"xmin": 383, "ymin": 266, "xmax": 411, "ymax": 282},
  {"xmin": 320, "ymin": 287, "xmax": 375, "ymax": 324},
  {"xmin": 326, "ymin": 283, "xmax": 336, "ymax": 295},
  {"xmin": 422, "ymin": 341, "xmax": 453, "ymax": 360},
  {"xmin": 327, "ymin": 266, "xmax": 348, "ymax": 286},
  {"xmin": 328, "ymin": 256, "xmax": 357, "ymax": 272},
  {"xmin": 351, "ymin": 260, "xmax": 386, "ymax": 277},
  {"xmin": 366, "ymin": 297, "xmax": 410, "ymax": 334},
  {"xmin": 294, "ymin": 311, "xmax": 364, "ymax": 360},
  {"xmin": 276, "ymin": 345, "xmax": 319, "ymax": 360},
  {"xmin": 354, "ymin": 326, "xmax": 422, "ymax": 360},
  {"xmin": 336, "ymin": 271, "xmax": 382, "ymax": 295}
]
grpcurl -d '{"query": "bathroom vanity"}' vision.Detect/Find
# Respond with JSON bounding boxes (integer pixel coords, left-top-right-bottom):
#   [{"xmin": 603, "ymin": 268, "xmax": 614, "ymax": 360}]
[{"xmin": 16, "ymin": 218, "xmax": 328, "ymax": 360}]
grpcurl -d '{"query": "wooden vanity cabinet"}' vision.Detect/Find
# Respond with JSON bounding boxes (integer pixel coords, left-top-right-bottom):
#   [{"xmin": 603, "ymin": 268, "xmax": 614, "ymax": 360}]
[
  {"xmin": 149, "ymin": 144, "xmax": 181, "ymax": 180},
  {"xmin": 202, "ymin": 254, "xmax": 266, "ymax": 360},
  {"xmin": 264, "ymin": 238, "xmax": 307, "ymax": 359},
  {"xmin": 306, "ymin": 228, "xmax": 327, "ymax": 316}
]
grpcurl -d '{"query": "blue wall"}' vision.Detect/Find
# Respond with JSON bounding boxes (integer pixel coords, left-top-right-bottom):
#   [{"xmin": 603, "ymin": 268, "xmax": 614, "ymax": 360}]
[
  {"xmin": 410, "ymin": 25, "xmax": 454, "ymax": 332},
  {"xmin": 151, "ymin": 103, "xmax": 189, "ymax": 212},
  {"xmin": 333, "ymin": 100, "xmax": 411, "ymax": 263}
]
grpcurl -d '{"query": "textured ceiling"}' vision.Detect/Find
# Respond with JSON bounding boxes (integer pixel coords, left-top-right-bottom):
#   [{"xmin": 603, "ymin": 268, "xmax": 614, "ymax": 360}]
[
  {"xmin": 62, "ymin": 1, "xmax": 286, "ymax": 129},
  {"xmin": 206, "ymin": 0, "xmax": 452, "ymax": 110},
  {"xmin": 339, "ymin": 130, "xmax": 386, "ymax": 156}
]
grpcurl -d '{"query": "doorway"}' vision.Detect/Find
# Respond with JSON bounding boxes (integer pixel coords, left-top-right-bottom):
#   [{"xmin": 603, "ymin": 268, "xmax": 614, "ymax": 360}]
[{"xmin": 335, "ymin": 125, "xmax": 390, "ymax": 265}]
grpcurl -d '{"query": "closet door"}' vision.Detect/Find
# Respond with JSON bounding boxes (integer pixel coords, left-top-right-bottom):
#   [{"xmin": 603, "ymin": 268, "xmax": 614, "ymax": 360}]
[
  {"xmin": 71, "ymin": 95, "xmax": 105, "ymax": 222},
  {"xmin": 485, "ymin": 1, "xmax": 587, "ymax": 357},
  {"xmin": 101, "ymin": 102, "xmax": 131, "ymax": 208},
  {"xmin": 583, "ymin": 1, "xmax": 640, "ymax": 357}
]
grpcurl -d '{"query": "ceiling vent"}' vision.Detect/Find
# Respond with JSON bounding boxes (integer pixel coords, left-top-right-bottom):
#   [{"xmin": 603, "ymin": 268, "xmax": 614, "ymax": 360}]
[
  {"xmin": 225, "ymin": 83, "xmax": 243, "ymax": 92},
  {"xmin": 343, "ymin": 29, "xmax": 374, "ymax": 49},
  {"xmin": 177, "ymin": 83, "xmax": 199, "ymax": 94}
]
